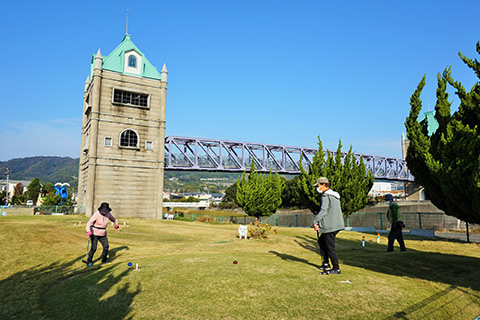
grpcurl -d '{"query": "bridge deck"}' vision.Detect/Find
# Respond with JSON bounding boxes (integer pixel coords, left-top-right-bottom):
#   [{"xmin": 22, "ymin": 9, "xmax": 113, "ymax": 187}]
[{"xmin": 164, "ymin": 136, "xmax": 413, "ymax": 181}]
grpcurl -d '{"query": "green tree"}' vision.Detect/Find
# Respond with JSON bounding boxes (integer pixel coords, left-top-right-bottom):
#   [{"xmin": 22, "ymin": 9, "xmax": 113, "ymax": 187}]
[
  {"xmin": 43, "ymin": 182, "xmax": 55, "ymax": 195},
  {"xmin": 297, "ymin": 136, "xmax": 328, "ymax": 214},
  {"xmin": 41, "ymin": 194, "xmax": 61, "ymax": 206},
  {"xmin": 219, "ymin": 182, "xmax": 238, "ymax": 209},
  {"xmin": 405, "ymin": 43, "xmax": 480, "ymax": 224},
  {"xmin": 26, "ymin": 178, "xmax": 42, "ymax": 202},
  {"xmin": 281, "ymin": 176, "xmax": 305, "ymax": 209},
  {"xmin": 297, "ymin": 136, "xmax": 374, "ymax": 215},
  {"xmin": 236, "ymin": 160, "xmax": 284, "ymax": 218},
  {"xmin": 335, "ymin": 144, "xmax": 374, "ymax": 216}
]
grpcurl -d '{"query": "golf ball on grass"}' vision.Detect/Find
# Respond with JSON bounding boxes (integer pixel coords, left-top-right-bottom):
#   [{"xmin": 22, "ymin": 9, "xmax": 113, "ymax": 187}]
[{"xmin": 128, "ymin": 262, "xmax": 132, "ymax": 267}]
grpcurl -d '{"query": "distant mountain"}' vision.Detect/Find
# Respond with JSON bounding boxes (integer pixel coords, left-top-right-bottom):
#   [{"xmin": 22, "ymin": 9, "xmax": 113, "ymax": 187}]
[
  {"xmin": 0, "ymin": 156, "xmax": 79, "ymax": 189},
  {"xmin": 0, "ymin": 156, "xmax": 240, "ymax": 193}
]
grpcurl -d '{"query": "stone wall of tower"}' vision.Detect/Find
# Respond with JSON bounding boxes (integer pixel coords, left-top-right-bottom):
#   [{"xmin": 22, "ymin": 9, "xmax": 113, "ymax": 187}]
[{"xmin": 78, "ymin": 68, "xmax": 166, "ymax": 219}]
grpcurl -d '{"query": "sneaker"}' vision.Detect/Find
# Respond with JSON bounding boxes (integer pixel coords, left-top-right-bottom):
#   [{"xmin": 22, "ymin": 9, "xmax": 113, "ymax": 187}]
[
  {"xmin": 82, "ymin": 259, "xmax": 93, "ymax": 267},
  {"xmin": 320, "ymin": 263, "xmax": 331, "ymax": 271},
  {"xmin": 328, "ymin": 269, "xmax": 342, "ymax": 275},
  {"xmin": 320, "ymin": 269, "xmax": 341, "ymax": 275}
]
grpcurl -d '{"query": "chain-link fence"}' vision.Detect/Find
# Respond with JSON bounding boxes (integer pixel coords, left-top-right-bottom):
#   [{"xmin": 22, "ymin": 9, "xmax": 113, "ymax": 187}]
[
  {"xmin": 34, "ymin": 205, "xmax": 76, "ymax": 215},
  {"xmin": 0, "ymin": 205, "xmax": 78, "ymax": 216},
  {"xmin": 344, "ymin": 212, "xmax": 476, "ymax": 230},
  {"xmin": 167, "ymin": 211, "xmax": 478, "ymax": 231},
  {"xmin": 2, "ymin": 205, "xmax": 476, "ymax": 231}
]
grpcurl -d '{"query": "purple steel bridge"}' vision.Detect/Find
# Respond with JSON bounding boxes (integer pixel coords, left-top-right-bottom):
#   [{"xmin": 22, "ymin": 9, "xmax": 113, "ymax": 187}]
[{"xmin": 164, "ymin": 136, "xmax": 414, "ymax": 181}]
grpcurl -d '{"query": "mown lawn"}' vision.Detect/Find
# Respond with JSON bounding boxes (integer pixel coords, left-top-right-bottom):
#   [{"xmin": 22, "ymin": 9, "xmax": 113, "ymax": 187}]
[{"xmin": 1, "ymin": 215, "xmax": 479, "ymax": 319}]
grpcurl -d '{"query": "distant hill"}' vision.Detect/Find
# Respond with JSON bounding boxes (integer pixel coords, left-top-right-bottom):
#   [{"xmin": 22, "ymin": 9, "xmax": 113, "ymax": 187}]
[
  {"xmin": 0, "ymin": 157, "xmax": 239, "ymax": 193},
  {"xmin": 0, "ymin": 157, "xmax": 79, "ymax": 189}
]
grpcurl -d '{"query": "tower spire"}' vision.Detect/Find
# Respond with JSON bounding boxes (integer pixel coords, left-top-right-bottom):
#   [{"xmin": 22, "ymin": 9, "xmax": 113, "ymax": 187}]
[{"xmin": 126, "ymin": 8, "xmax": 129, "ymax": 34}]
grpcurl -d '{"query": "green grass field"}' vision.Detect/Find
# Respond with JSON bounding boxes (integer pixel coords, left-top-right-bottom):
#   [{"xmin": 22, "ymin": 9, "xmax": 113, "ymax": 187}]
[{"xmin": 1, "ymin": 215, "xmax": 479, "ymax": 320}]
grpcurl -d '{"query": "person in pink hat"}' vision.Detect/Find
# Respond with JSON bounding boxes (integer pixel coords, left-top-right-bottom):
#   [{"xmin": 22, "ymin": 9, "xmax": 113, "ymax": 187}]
[{"xmin": 84, "ymin": 202, "xmax": 119, "ymax": 266}]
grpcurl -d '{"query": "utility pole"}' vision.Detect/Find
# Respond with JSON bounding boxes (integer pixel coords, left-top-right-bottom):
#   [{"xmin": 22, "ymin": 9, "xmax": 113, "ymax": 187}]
[{"xmin": 4, "ymin": 168, "xmax": 10, "ymax": 205}]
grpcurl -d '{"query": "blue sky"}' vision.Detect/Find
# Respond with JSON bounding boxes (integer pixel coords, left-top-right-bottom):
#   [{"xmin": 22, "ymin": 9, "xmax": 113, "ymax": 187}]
[{"xmin": 1, "ymin": 0, "xmax": 479, "ymax": 161}]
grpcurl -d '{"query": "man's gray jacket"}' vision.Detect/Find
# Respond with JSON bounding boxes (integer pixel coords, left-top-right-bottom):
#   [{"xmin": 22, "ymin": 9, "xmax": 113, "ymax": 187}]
[{"xmin": 313, "ymin": 189, "xmax": 345, "ymax": 233}]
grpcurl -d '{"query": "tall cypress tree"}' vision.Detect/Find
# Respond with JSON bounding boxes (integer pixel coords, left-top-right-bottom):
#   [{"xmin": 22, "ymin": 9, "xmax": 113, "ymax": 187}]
[
  {"xmin": 405, "ymin": 43, "xmax": 480, "ymax": 224},
  {"xmin": 236, "ymin": 159, "xmax": 284, "ymax": 218},
  {"xmin": 298, "ymin": 136, "xmax": 374, "ymax": 215},
  {"xmin": 26, "ymin": 178, "xmax": 42, "ymax": 202},
  {"xmin": 297, "ymin": 136, "xmax": 327, "ymax": 213}
]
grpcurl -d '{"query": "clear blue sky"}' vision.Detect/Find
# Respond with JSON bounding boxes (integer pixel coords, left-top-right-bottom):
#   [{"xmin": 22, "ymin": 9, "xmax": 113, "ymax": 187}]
[{"xmin": 1, "ymin": 0, "xmax": 479, "ymax": 161}]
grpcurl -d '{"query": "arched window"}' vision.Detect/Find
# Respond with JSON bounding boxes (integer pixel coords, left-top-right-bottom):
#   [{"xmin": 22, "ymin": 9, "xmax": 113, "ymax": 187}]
[
  {"xmin": 128, "ymin": 55, "xmax": 137, "ymax": 68},
  {"xmin": 120, "ymin": 129, "xmax": 139, "ymax": 148}
]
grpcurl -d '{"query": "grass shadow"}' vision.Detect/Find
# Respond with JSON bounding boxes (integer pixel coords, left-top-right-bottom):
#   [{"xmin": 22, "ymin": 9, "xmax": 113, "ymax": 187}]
[
  {"xmin": 295, "ymin": 233, "xmax": 480, "ymax": 291},
  {"xmin": 102, "ymin": 245, "xmax": 129, "ymax": 261},
  {"xmin": 268, "ymin": 250, "xmax": 321, "ymax": 270},
  {"xmin": 381, "ymin": 284, "xmax": 480, "ymax": 319},
  {"xmin": 0, "ymin": 253, "xmax": 140, "ymax": 319}
]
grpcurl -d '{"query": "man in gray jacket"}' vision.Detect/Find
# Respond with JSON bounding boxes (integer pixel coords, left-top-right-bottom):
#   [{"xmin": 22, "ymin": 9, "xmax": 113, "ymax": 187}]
[{"xmin": 313, "ymin": 177, "xmax": 345, "ymax": 275}]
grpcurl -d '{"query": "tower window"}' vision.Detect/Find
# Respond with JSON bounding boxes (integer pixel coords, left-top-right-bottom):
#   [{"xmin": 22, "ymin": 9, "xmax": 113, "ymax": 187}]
[
  {"xmin": 145, "ymin": 141, "xmax": 153, "ymax": 150},
  {"xmin": 113, "ymin": 89, "xmax": 149, "ymax": 107},
  {"xmin": 128, "ymin": 55, "xmax": 137, "ymax": 68},
  {"xmin": 120, "ymin": 129, "xmax": 139, "ymax": 148},
  {"xmin": 104, "ymin": 137, "xmax": 113, "ymax": 147}
]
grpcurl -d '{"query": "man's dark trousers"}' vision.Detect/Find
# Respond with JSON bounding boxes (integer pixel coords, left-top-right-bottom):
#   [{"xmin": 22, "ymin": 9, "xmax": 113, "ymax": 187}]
[
  {"xmin": 318, "ymin": 230, "xmax": 340, "ymax": 270},
  {"xmin": 87, "ymin": 234, "xmax": 110, "ymax": 262},
  {"xmin": 387, "ymin": 223, "xmax": 406, "ymax": 252}
]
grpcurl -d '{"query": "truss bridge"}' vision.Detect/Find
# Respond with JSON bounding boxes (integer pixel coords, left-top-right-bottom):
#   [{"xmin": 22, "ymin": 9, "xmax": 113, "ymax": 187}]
[{"xmin": 164, "ymin": 136, "xmax": 413, "ymax": 181}]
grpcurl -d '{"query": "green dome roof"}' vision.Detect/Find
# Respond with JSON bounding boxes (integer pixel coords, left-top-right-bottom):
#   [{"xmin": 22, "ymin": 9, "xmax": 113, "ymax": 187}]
[
  {"xmin": 419, "ymin": 110, "xmax": 439, "ymax": 137},
  {"xmin": 91, "ymin": 34, "xmax": 162, "ymax": 81}
]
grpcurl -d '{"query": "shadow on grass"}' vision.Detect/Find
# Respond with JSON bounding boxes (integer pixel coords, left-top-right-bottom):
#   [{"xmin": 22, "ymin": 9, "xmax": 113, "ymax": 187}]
[
  {"xmin": 0, "ymin": 247, "xmax": 139, "ymax": 319},
  {"xmin": 294, "ymin": 234, "xmax": 480, "ymax": 291},
  {"xmin": 93, "ymin": 245, "xmax": 129, "ymax": 262},
  {"xmin": 382, "ymin": 284, "xmax": 480, "ymax": 319},
  {"xmin": 268, "ymin": 250, "xmax": 322, "ymax": 270}
]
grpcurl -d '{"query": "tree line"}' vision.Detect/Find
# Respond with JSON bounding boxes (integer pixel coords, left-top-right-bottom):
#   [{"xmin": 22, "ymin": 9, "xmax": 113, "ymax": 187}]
[{"xmin": 221, "ymin": 137, "xmax": 375, "ymax": 218}]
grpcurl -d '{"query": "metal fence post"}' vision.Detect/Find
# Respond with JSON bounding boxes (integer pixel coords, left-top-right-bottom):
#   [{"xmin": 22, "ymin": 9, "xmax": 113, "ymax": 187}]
[
  {"xmin": 346, "ymin": 215, "xmax": 350, "ymax": 228},
  {"xmin": 276, "ymin": 215, "xmax": 279, "ymax": 226},
  {"xmin": 380, "ymin": 212, "xmax": 383, "ymax": 230},
  {"xmin": 295, "ymin": 215, "xmax": 298, "ymax": 227},
  {"xmin": 418, "ymin": 212, "xmax": 422, "ymax": 229}
]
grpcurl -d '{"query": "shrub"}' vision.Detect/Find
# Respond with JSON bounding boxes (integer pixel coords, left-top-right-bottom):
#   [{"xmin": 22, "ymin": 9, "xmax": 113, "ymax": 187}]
[
  {"xmin": 197, "ymin": 216, "xmax": 217, "ymax": 223},
  {"xmin": 247, "ymin": 223, "xmax": 277, "ymax": 239}
]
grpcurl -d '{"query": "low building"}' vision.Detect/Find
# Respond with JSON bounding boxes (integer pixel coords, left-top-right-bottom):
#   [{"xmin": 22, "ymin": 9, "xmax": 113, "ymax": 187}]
[{"xmin": 0, "ymin": 180, "xmax": 31, "ymax": 204}]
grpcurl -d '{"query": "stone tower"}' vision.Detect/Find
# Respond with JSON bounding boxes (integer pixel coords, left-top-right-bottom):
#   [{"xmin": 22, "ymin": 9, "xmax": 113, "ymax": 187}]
[{"xmin": 78, "ymin": 34, "xmax": 167, "ymax": 218}]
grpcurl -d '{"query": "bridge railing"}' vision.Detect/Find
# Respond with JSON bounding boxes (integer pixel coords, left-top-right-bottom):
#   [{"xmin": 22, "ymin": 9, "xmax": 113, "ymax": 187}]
[{"xmin": 164, "ymin": 136, "xmax": 413, "ymax": 181}]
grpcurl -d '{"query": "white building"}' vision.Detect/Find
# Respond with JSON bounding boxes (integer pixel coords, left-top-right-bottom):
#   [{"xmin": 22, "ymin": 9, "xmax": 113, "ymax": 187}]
[
  {"xmin": 0, "ymin": 180, "xmax": 31, "ymax": 204},
  {"xmin": 369, "ymin": 181, "xmax": 405, "ymax": 198}
]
